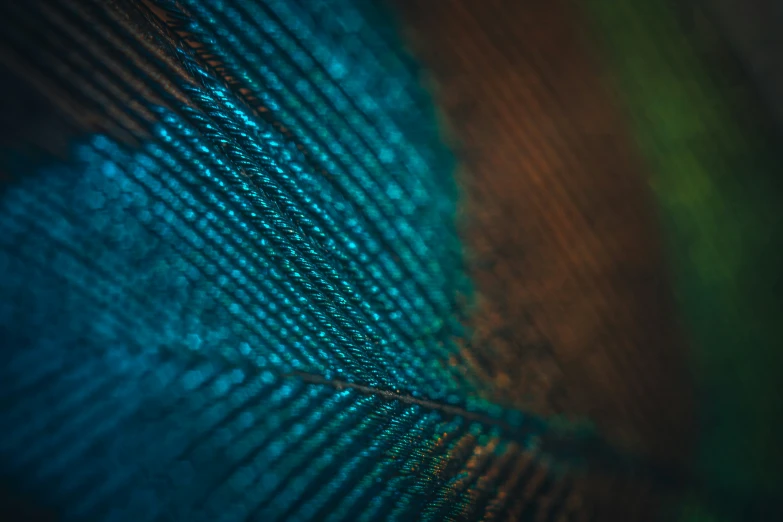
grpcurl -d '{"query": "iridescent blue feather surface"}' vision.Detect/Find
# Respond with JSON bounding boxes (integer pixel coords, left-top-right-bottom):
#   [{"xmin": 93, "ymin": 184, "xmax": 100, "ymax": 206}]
[{"xmin": 0, "ymin": 1, "xmax": 590, "ymax": 520}]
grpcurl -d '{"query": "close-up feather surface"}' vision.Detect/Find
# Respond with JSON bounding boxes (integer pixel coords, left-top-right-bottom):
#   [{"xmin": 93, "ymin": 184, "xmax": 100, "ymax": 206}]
[{"xmin": 0, "ymin": 1, "xmax": 781, "ymax": 521}]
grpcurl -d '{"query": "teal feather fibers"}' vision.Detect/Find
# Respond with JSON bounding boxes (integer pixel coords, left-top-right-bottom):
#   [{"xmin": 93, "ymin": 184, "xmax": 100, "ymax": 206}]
[{"xmin": 0, "ymin": 1, "xmax": 624, "ymax": 521}]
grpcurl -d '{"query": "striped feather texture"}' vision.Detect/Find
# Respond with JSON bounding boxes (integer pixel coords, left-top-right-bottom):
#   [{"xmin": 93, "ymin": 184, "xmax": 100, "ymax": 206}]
[
  {"xmin": 0, "ymin": 0, "xmax": 607, "ymax": 520},
  {"xmin": 3, "ymin": 0, "xmax": 780, "ymax": 521}
]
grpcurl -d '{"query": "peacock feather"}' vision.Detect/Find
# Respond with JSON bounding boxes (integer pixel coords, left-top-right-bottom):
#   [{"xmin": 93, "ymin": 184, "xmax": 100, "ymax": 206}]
[{"xmin": 0, "ymin": 1, "xmax": 780, "ymax": 521}]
